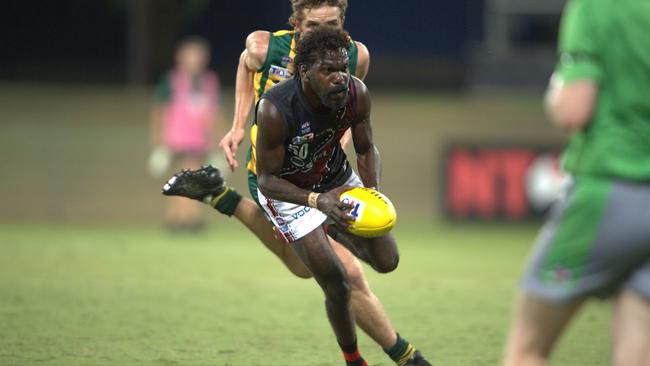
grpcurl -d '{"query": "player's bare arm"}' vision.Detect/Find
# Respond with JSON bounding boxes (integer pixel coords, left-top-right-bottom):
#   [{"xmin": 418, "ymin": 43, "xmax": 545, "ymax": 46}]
[
  {"xmin": 220, "ymin": 30, "xmax": 270, "ymax": 171},
  {"xmin": 350, "ymin": 78, "xmax": 380, "ymax": 189},
  {"xmin": 545, "ymin": 73, "xmax": 598, "ymax": 130},
  {"xmin": 256, "ymin": 99, "xmax": 353, "ymax": 228},
  {"xmin": 354, "ymin": 41, "xmax": 370, "ymax": 81}
]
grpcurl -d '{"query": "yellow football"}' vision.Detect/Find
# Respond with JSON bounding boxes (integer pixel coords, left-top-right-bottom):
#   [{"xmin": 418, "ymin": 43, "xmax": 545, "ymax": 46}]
[{"xmin": 339, "ymin": 187, "xmax": 397, "ymax": 238}]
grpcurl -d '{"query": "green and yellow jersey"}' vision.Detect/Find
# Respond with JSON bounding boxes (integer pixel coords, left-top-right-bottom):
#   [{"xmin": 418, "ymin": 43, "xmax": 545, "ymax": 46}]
[
  {"xmin": 247, "ymin": 29, "xmax": 360, "ymax": 173},
  {"xmin": 557, "ymin": 0, "xmax": 650, "ymax": 180}
]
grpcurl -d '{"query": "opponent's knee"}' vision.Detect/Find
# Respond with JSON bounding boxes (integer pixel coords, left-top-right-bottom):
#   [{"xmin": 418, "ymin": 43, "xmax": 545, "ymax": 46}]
[{"xmin": 343, "ymin": 259, "xmax": 366, "ymax": 291}]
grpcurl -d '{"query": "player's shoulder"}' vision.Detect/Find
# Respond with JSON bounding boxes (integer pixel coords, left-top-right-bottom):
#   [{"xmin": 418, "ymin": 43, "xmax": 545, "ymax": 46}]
[
  {"xmin": 351, "ymin": 76, "xmax": 369, "ymax": 97},
  {"xmin": 246, "ymin": 30, "xmax": 271, "ymax": 47},
  {"xmin": 353, "ymin": 40, "xmax": 368, "ymax": 53},
  {"xmin": 350, "ymin": 76, "xmax": 370, "ymax": 115}
]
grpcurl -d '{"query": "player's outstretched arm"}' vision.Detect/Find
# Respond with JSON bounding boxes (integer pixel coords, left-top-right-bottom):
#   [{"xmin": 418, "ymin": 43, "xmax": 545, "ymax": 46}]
[
  {"xmin": 354, "ymin": 41, "xmax": 370, "ymax": 81},
  {"xmin": 544, "ymin": 72, "xmax": 598, "ymax": 130},
  {"xmin": 256, "ymin": 100, "xmax": 352, "ymax": 228},
  {"xmin": 350, "ymin": 79, "xmax": 380, "ymax": 189},
  {"xmin": 220, "ymin": 31, "xmax": 270, "ymax": 171}
]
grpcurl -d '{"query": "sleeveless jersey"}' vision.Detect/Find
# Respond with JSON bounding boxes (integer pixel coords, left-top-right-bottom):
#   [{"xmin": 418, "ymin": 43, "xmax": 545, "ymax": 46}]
[
  {"xmin": 257, "ymin": 76, "xmax": 359, "ymax": 192},
  {"xmin": 248, "ymin": 29, "xmax": 359, "ymax": 174}
]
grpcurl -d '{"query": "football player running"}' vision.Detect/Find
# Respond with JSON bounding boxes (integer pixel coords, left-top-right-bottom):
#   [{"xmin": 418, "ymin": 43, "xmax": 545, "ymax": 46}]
[
  {"xmin": 257, "ymin": 25, "xmax": 409, "ymax": 366},
  {"xmin": 162, "ymin": 1, "xmax": 432, "ymax": 365}
]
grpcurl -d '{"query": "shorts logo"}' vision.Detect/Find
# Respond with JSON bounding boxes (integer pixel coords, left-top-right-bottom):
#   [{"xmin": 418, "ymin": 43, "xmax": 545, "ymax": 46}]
[
  {"xmin": 274, "ymin": 216, "xmax": 290, "ymax": 233},
  {"xmin": 291, "ymin": 206, "xmax": 311, "ymax": 220},
  {"xmin": 542, "ymin": 265, "xmax": 574, "ymax": 285},
  {"xmin": 269, "ymin": 65, "xmax": 291, "ymax": 80}
]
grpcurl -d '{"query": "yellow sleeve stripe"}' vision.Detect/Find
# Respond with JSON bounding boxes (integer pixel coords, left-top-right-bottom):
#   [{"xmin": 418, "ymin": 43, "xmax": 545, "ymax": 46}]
[{"xmin": 273, "ymin": 29, "xmax": 294, "ymax": 37}]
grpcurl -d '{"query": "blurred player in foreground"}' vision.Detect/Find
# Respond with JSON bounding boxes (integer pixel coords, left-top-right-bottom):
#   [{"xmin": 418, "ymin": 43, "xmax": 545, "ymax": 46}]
[
  {"xmin": 163, "ymin": 1, "xmax": 431, "ymax": 366},
  {"xmin": 504, "ymin": 1, "xmax": 650, "ymax": 365},
  {"xmin": 149, "ymin": 36, "xmax": 224, "ymax": 231}
]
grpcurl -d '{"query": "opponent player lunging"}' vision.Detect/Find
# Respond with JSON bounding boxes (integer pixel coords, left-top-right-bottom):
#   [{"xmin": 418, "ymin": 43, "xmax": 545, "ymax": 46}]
[{"xmin": 163, "ymin": 1, "xmax": 432, "ymax": 365}]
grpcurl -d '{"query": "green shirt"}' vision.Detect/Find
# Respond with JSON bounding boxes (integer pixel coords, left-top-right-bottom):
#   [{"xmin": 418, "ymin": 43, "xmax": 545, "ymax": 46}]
[{"xmin": 557, "ymin": 0, "xmax": 650, "ymax": 180}]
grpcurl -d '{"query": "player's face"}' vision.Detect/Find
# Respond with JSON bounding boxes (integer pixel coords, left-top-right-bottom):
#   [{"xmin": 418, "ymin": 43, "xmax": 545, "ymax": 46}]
[
  {"xmin": 308, "ymin": 48, "xmax": 350, "ymax": 110},
  {"xmin": 176, "ymin": 44, "xmax": 209, "ymax": 74},
  {"xmin": 296, "ymin": 6, "xmax": 344, "ymax": 34}
]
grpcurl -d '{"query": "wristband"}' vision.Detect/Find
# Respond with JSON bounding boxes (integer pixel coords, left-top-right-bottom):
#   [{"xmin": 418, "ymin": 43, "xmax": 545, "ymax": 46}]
[{"xmin": 307, "ymin": 192, "xmax": 320, "ymax": 208}]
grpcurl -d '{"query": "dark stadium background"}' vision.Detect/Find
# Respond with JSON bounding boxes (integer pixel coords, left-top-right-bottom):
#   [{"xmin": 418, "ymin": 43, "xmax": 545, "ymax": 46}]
[{"xmin": 0, "ymin": 0, "xmax": 565, "ymax": 223}]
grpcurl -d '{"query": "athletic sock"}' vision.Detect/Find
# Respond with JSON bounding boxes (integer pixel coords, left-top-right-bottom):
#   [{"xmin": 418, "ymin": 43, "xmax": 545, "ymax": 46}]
[
  {"xmin": 383, "ymin": 333, "xmax": 416, "ymax": 366},
  {"xmin": 208, "ymin": 187, "xmax": 242, "ymax": 217},
  {"xmin": 339, "ymin": 338, "xmax": 368, "ymax": 366}
]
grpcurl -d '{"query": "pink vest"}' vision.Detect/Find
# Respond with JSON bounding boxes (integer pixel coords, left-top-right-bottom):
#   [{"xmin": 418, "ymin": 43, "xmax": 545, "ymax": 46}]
[{"xmin": 163, "ymin": 70, "xmax": 220, "ymax": 153}]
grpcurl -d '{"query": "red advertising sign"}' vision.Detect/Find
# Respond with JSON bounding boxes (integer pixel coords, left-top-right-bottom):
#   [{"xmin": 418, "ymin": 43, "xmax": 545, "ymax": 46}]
[{"xmin": 444, "ymin": 145, "xmax": 566, "ymax": 220}]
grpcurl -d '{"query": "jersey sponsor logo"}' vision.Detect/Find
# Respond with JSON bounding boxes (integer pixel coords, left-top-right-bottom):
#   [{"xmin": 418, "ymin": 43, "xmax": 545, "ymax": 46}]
[
  {"xmin": 281, "ymin": 55, "xmax": 293, "ymax": 67},
  {"xmin": 291, "ymin": 132, "xmax": 314, "ymax": 145},
  {"xmin": 269, "ymin": 65, "xmax": 292, "ymax": 80}
]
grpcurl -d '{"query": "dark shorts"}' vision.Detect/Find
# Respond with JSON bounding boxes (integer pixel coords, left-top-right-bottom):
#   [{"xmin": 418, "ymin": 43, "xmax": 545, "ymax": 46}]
[{"xmin": 522, "ymin": 175, "xmax": 650, "ymax": 303}]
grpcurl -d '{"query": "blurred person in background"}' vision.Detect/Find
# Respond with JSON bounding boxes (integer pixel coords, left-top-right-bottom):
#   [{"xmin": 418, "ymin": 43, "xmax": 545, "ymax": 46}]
[
  {"xmin": 161, "ymin": 1, "xmax": 433, "ymax": 366},
  {"xmin": 504, "ymin": 1, "xmax": 650, "ymax": 365},
  {"xmin": 149, "ymin": 36, "xmax": 225, "ymax": 232}
]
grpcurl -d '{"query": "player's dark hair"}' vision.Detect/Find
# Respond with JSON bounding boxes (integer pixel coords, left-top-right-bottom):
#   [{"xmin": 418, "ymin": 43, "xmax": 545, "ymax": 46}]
[
  {"xmin": 294, "ymin": 26, "xmax": 350, "ymax": 70},
  {"xmin": 288, "ymin": 0, "xmax": 347, "ymax": 27}
]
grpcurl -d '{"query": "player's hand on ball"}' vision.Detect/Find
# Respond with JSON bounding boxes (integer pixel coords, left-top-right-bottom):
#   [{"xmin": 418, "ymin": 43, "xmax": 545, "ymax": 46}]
[
  {"xmin": 219, "ymin": 128, "xmax": 246, "ymax": 172},
  {"xmin": 317, "ymin": 186, "xmax": 355, "ymax": 229}
]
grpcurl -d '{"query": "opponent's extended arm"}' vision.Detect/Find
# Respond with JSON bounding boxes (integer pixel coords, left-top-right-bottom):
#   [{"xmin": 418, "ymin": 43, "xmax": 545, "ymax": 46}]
[
  {"xmin": 256, "ymin": 100, "xmax": 352, "ymax": 227},
  {"xmin": 350, "ymin": 79, "xmax": 380, "ymax": 189},
  {"xmin": 220, "ymin": 31, "xmax": 269, "ymax": 171},
  {"xmin": 545, "ymin": 72, "xmax": 598, "ymax": 131}
]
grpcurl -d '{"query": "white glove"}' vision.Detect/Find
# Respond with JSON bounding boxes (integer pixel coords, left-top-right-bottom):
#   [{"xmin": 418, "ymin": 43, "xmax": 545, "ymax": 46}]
[{"xmin": 148, "ymin": 146, "xmax": 171, "ymax": 178}]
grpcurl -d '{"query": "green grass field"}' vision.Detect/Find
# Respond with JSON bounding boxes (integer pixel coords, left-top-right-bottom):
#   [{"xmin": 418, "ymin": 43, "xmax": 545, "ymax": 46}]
[
  {"xmin": 0, "ymin": 84, "xmax": 606, "ymax": 365},
  {"xmin": 0, "ymin": 221, "xmax": 610, "ymax": 366}
]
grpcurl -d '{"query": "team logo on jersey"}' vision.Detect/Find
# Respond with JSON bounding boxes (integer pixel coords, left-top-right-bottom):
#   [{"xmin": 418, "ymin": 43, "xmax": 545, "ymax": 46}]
[
  {"xmin": 281, "ymin": 55, "xmax": 292, "ymax": 67},
  {"xmin": 300, "ymin": 121, "xmax": 311, "ymax": 134},
  {"xmin": 269, "ymin": 65, "xmax": 291, "ymax": 80},
  {"xmin": 291, "ymin": 132, "xmax": 314, "ymax": 145}
]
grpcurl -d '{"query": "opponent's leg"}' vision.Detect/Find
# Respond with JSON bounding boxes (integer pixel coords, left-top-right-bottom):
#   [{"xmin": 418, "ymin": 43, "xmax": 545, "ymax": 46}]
[
  {"xmin": 503, "ymin": 292, "xmax": 582, "ymax": 366},
  {"xmin": 332, "ymin": 241, "xmax": 431, "ymax": 366},
  {"xmin": 232, "ymin": 197, "xmax": 311, "ymax": 278},
  {"xmin": 612, "ymin": 291, "xmax": 650, "ymax": 366},
  {"xmin": 291, "ymin": 226, "xmax": 368, "ymax": 366},
  {"xmin": 161, "ymin": 165, "xmax": 311, "ymax": 276}
]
